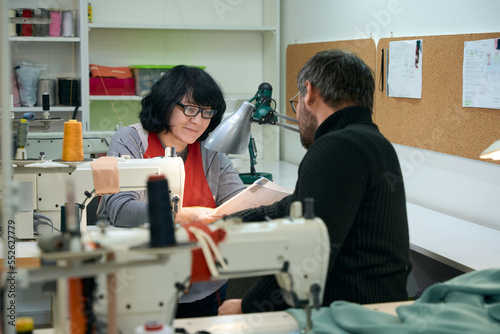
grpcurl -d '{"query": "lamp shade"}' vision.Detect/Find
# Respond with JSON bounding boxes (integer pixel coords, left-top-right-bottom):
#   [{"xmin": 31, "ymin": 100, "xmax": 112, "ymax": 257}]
[
  {"xmin": 204, "ymin": 101, "xmax": 255, "ymax": 154},
  {"xmin": 480, "ymin": 140, "xmax": 500, "ymax": 160}
]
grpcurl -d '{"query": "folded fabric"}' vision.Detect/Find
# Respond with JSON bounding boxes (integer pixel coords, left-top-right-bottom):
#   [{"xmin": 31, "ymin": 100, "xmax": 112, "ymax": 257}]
[
  {"xmin": 89, "ymin": 64, "xmax": 133, "ymax": 79},
  {"xmin": 90, "ymin": 156, "xmax": 120, "ymax": 196},
  {"xmin": 287, "ymin": 268, "xmax": 500, "ymax": 333}
]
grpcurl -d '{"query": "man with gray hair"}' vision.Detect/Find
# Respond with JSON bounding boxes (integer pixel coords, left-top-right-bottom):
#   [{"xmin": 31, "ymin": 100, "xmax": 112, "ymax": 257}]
[{"xmin": 218, "ymin": 49, "xmax": 412, "ymax": 315}]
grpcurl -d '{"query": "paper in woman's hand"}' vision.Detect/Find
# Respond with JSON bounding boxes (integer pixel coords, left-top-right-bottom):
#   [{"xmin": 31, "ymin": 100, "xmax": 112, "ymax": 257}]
[{"xmin": 210, "ymin": 178, "xmax": 293, "ymax": 217}]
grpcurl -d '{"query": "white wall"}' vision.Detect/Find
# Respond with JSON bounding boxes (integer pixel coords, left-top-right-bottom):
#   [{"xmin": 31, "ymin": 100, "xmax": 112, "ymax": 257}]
[
  {"xmin": 280, "ymin": 0, "xmax": 500, "ymax": 164},
  {"xmin": 279, "ymin": 0, "xmax": 500, "ymax": 229}
]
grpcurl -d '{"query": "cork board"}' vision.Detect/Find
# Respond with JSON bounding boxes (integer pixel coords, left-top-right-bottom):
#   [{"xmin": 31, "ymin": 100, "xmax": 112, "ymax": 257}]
[
  {"xmin": 286, "ymin": 39, "xmax": 377, "ymax": 118},
  {"xmin": 375, "ymin": 33, "xmax": 500, "ymax": 165}
]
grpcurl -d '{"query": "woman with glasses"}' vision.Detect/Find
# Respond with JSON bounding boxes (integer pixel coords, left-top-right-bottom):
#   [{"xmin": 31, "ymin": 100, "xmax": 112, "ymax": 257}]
[{"xmin": 97, "ymin": 65, "xmax": 246, "ymax": 318}]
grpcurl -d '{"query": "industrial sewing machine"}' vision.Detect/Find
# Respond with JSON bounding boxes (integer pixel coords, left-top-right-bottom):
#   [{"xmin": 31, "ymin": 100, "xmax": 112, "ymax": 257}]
[
  {"xmin": 12, "ymin": 155, "xmax": 184, "ymax": 239},
  {"xmin": 25, "ymin": 130, "xmax": 116, "ymax": 160},
  {"xmin": 10, "ymin": 152, "xmax": 330, "ymax": 333},
  {"xmin": 17, "ymin": 202, "xmax": 329, "ymax": 334}
]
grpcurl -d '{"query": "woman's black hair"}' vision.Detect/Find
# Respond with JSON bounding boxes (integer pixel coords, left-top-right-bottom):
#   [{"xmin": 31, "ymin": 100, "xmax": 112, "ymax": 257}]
[{"xmin": 139, "ymin": 65, "xmax": 226, "ymax": 142}]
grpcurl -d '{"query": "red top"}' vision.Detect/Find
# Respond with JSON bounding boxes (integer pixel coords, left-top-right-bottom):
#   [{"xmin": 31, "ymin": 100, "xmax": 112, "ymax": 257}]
[{"xmin": 144, "ymin": 133, "xmax": 216, "ymax": 209}]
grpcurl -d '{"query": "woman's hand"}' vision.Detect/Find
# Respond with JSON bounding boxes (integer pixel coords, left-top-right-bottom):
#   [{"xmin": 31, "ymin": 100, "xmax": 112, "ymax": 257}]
[
  {"xmin": 218, "ymin": 299, "xmax": 243, "ymax": 316},
  {"xmin": 175, "ymin": 207, "xmax": 219, "ymax": 225}
]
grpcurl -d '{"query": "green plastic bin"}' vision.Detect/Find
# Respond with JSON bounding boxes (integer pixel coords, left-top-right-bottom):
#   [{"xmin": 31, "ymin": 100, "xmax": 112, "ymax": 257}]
[{"xmin": 130, "ymin": 65, "xmax": 206, "ymax": 96}]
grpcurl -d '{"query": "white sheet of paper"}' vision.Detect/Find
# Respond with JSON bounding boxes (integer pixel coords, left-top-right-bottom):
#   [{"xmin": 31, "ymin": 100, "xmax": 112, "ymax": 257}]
[
  {"xmin": 462, "ymin": 38, "xmax": 500, "ymax": 109},
  {"xmin": 210, "ymin": 177, "xmax": 293, "ymax": 217},
  {"xmin": 388, "ymin": 39, "xmax": 423, "ymax": 99}
]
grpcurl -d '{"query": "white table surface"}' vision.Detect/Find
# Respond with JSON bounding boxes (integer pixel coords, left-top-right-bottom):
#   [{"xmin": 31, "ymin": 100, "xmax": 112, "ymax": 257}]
[
  {"xmin": 0, "ymin": 238, "xmax": 40, "ymax": 268},
  {"xmin": 255, "ymin": 160, "xmax": 299, "ymax": 189},
  {"xmin": 233, "ymin": 159, "xmax": 299, "ymax": 190},
  {"xmin": 407, "ymin": 202, "xmax": 500, "ymax": 272},
  {"xmin": 33, "ymin": 301, "xmax": 414, "ymax": 334}
]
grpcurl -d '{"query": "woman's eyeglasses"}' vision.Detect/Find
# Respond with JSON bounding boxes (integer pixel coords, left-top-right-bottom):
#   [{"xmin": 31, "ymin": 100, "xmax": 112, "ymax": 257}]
[{"xmin": 177, "ymin": 102, "xmax": 217, "ymax": 119}]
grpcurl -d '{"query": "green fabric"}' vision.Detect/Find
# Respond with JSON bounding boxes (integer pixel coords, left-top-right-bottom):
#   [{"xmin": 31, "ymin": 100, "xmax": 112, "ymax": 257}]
[{"xmin": 287, "ymin": 269, "xmax": 500, "ymax": 333}]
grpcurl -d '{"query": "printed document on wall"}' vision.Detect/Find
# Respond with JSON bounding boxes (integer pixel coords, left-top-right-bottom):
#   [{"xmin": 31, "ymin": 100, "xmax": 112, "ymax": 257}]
[
  {"xmin": 463, "ymin": 38, "xmax": 500, "ymax": 109},
  {"xmin": 388, "ymin": 39, "xmax": 423, "ymax": 99}
]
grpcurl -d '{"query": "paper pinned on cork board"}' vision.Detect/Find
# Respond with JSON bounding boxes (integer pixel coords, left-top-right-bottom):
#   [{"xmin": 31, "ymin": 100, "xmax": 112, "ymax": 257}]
[
  {"xmin": 211, "ymin": 177, "xmax": 293, "ymax": 217},
  {"xmin": 387, "ymin": 39, "xmax": 423, "ymax": 99},
  {"xmin": 463, "ymin": 38, "xmax": 500, "ymax": 109}
]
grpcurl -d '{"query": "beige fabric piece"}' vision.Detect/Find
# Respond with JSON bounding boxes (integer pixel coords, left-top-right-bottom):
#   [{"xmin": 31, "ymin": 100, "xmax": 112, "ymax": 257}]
[{"xmin": 90, "ymin": 156, "xmax": 120, "ymax": 195}]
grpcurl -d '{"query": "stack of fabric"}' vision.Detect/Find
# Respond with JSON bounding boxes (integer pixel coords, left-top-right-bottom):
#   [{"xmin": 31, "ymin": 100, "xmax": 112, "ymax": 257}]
[{"xmin": 287, "ymin": 269, "xmax": 500, "ymax": 333}]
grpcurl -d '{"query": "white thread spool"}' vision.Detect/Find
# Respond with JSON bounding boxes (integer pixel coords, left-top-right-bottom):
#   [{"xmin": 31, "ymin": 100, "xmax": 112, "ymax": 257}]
[
  {"xmin": 61, "ymin": 10, "xmax": 74, "ymax": 37},
  {"xmin": 8, "ymin": 9, "xmax": 16, "ymax": 36}
]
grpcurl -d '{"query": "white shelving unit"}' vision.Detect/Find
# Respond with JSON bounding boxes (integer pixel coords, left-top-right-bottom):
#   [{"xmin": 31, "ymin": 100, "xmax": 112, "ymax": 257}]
[
  {"xmin": 88, "ymin": 23, "xmax": 278, "ymax": 31},
  {"xmin": 8, "ymin": 0, "xmax": 88, "ymax": 130},
  {"xmin": 89, "ymin": 95, "xmax": 142, "ymax": 101},
  {"xmin": 85, "ymin": 0, "xmax": 280, "ymax": 161},
  {"xmin": 8, "ymin": 0, "xmax": 280, "ymax": 161},
  {"xmin": 9, "ymin": 36, "xmax": 80, "ymax": 42}
]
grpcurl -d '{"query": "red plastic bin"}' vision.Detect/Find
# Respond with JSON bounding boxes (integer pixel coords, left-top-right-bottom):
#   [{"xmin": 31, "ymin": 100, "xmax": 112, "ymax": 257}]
[{"xmin": 89, "ymin": 77, "xmax": 136, "ymax": 95}]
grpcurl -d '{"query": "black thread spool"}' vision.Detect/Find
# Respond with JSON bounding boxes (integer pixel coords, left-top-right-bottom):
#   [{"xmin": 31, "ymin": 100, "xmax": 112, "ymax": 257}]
[
  {"xmin": 147, "ymin": 175, "xmax": 176, "ymax": 247},
  {"xmin": 303, "ymin": 197, "xmax": 315, "ymax": 219},
  {"xmin": 42, "ymin": 93, "xmax": 50, "ymax": 111},
  {"xmin": 60, "ymin": 205, "xmax": 66, "ymax": 233}
]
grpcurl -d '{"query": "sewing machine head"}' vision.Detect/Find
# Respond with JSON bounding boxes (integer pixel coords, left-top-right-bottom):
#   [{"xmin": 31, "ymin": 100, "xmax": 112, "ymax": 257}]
[
  {"xmin": 12, "ymin": 156, "xmax": 184, "ymax": 239},
  {"xmin": 85, "ymin": 202, "xmax": 330, "ymax": 332}
]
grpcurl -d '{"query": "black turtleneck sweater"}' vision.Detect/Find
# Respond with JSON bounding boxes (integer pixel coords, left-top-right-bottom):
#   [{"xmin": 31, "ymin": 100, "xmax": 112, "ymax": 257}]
[{"xmin": 232, "ymin": 106, "xmax": 412, "ymax": 313}]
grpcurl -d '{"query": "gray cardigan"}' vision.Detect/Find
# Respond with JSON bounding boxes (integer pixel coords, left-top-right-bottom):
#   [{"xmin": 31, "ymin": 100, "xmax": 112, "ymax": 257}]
[
  {"xmin": 96, "ymin": 123, "xmax": 245, "ymax": 304},
  {"xmin": 97, "ymin": 123, "xmax": 245, "ymax": 228}
]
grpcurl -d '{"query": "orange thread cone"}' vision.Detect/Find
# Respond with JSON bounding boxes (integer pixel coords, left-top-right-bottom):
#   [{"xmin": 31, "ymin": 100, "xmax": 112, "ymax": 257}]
[
  {"xmin": 62, "ymin": 119, "xmax": 84, "ymax": 161},
  {"xmin": 68, "ymin": 278, "xmax": 86, "ymax": 334}
]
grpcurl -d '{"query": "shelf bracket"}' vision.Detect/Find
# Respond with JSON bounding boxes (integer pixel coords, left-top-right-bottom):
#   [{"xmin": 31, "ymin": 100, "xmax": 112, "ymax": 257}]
[{"xmin": 10, "ymin": 17, "xmax": 52, "ymax": 25}]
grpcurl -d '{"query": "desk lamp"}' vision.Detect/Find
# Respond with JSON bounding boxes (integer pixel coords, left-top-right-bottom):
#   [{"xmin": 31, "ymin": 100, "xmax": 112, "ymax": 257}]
[
  {"xmin": 480, "ymin": 140, "xmax": 500, "ymax": 160},
  {"xmin": 205, "ymin": 83, "xmax": 299, "ymax": 184}
]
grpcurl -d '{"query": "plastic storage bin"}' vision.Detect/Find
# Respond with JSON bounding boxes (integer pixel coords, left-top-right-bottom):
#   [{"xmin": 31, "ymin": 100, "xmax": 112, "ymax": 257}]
[
  {"xmin": 130, "ymin": 65, "xmax": 205, "ymax": 96},
  {"xmin": 89, "ymin": 78, "xmax": 135, "ymax": 95}
]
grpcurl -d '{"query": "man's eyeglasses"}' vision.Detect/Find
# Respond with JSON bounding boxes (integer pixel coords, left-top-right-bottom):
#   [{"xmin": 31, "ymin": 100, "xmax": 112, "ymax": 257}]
[
  {"xmin": 289, "ymin": 92, "xmax": 300, "ymax": 114},
  {"xmin": 176, "ymin": 102, "xmax": 217, "ymax": 119}
]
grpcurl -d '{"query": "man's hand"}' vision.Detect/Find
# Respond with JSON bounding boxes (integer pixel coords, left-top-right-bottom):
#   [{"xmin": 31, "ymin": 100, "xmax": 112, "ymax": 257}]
[
  {"xmin": 175, "ymin": 207, "xmax": 218, "ymax": 225},
  {"xmin": 218, "ymin": 299, "xmax": 243, "ymax": 316}
]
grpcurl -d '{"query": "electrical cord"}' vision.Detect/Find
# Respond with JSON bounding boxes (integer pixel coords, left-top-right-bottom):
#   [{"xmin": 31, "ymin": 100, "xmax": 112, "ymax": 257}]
[
  {"xmin": 34, "ymin": 212, "xmax": 54, "ymax": 225},
  {"xmin": 187, "ymin": 226, "xmax": 229, "ymax": 278},
  {"xmin": 33, "ymin": 212, "xmax": 58, "ymax": 235},
  {"xmin": 188, "ymin": 227, "xmax": 219, "ymax": 277},
  {"xmin": 191, "ymin": 227, "xmax": 228, "ymax": 270},
  {"xmin": 101, "ymin": 137, "xmax": 110, "ymax": 147},
  {"xmin": 34, "ymin": 220, "xmax": 52, "ymax": 235}
]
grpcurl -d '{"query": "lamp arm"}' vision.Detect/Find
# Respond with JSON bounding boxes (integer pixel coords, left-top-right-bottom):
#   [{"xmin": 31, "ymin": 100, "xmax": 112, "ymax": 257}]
[
  {"xmin": 251, "ymin": 109, "xmax": 299, "ymax": 133},
  {"xmin": 273, "ymin": 112, "xmax": 299, "ymax": 125},
  {"xmin": 274, "ymin": 122, "xmax": 300, "ymax": 133}
]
